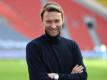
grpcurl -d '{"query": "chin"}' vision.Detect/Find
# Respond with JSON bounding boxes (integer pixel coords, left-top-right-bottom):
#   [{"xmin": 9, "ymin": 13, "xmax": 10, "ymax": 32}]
[
  {"xmin": 46, "ymin": 30, "xmax": 60, "ymax": 37},
  {"xmin": 49, "ymin": 32, "xmax": 59, "ymax": 36}
]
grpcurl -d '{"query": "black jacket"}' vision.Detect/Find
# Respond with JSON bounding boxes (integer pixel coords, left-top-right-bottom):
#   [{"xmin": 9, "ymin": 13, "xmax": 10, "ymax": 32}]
[{"xmin": 26, "ymin": 34, "xmax": 87, "ymax": 80}]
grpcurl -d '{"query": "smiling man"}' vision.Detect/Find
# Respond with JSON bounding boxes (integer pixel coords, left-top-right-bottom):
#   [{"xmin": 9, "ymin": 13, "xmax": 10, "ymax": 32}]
[{"xmin": 26, "ymin": 2, "xmax": 87, "ymax": 80}]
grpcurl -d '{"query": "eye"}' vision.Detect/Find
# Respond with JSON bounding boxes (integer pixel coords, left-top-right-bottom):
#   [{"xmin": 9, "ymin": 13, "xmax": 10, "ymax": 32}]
[
  {"xmin": 46, "ymin": 20, "xmax": 52, "ymax": 23},
  {"xmin": 55, "ymin": 19, "xmax": 60, "ymax": 23}
]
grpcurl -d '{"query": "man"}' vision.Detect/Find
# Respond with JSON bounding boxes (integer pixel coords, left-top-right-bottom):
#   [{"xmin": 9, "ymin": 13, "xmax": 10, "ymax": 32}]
[{"xmin": 26, "ymin": 2, "xmax": 87, "ymax": 80}]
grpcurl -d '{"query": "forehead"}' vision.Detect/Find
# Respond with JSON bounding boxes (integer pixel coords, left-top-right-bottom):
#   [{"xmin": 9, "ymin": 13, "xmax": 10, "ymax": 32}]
[{"xmin": 43, "ymin": 11, "xmax": 62, "ymax": 20}]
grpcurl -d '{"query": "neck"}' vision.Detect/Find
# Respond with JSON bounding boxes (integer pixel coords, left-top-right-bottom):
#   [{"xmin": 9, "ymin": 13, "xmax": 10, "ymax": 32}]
[{"xmin": 45, "ymin": 32, "xmax": 60, "ymax": 44}]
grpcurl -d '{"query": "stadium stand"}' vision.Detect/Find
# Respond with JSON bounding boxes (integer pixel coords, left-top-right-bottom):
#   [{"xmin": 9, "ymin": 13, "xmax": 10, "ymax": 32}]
[{"xmin": 0, "ymin": 0, "xmax": 107, "ymax": 58}]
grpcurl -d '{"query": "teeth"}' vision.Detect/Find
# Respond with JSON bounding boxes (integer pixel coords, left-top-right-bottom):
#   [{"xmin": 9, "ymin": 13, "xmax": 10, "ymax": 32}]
[
  {"xmin": 52, "ymin": 30, "xmax": 57, "ymax": 31},
  {"xmin": 50, "ymin": 29, "xmax": 56, "ymax": 31}
]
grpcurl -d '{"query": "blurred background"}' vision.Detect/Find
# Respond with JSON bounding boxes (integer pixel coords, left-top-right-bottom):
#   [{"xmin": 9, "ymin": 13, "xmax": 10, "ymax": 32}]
[{"xmin": 0, "ymin": 0, "xmax": 107, "ymax": 80}]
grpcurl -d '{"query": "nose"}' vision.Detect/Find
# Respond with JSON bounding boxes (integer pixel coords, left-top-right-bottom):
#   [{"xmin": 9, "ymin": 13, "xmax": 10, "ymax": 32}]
[{"xmin": 51, "ymin": 23, "xmax": 56, "ymax": 29}]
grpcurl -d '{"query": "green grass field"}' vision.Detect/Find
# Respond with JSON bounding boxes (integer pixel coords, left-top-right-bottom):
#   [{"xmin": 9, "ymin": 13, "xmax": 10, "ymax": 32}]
[{"xmin": 0, "ymin": 59, "xmax": 107, "ymax": 80}]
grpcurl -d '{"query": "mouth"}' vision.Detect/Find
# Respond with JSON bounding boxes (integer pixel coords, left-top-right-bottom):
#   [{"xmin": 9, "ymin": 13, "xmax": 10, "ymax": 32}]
[
  {"xmin": 49, "ymin": 28, "xmax": 58, "ymax": 31},
  {"xmin": 45, "ymin": 29, "xmax": 60, "ymax": 36},
  {"xmin": 50, "ymin": 29, "xmax": 58, "ymax": 33}
]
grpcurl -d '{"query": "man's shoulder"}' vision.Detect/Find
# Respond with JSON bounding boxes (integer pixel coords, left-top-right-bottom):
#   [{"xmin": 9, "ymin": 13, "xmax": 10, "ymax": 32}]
[
  {"xmin": 61, "ymin": 37, "xmax": 80, "ymax": 50},
  {"xmin": 61, "ymin": 37, "xmax": 77, "ymax": 45},
  {"xmin": 27, "ymin": 35, "xmax": 44, "ymax": 46}
]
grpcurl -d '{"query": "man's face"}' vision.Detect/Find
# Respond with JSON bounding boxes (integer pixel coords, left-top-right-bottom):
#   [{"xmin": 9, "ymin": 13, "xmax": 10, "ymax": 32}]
[{"xmin": 42, "ymin": 11, "xmax": 64, "ymax": 36}]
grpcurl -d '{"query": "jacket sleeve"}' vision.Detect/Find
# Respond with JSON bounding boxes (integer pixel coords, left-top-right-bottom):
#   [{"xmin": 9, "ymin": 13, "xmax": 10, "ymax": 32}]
[
  {"xmin": 58, "ymin": 41, "xmax": 87, "ymax": 80},
  {"xmin": 26, "ymin": 42, "xmax": 51, "ymax": 80}
]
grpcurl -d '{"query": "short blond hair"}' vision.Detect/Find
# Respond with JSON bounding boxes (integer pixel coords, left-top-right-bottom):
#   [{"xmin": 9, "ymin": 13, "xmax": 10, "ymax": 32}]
[{"xmin": 40, "ymin": 2, "xmax": 64, "ymax": 21}]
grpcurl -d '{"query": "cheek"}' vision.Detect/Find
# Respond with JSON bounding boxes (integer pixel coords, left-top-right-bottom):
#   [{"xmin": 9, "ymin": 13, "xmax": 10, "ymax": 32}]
[
  {"xmin": 42, "ymin": 22, "xmax": 50, "ymax": 29},
  {"xmin": 44, "ymin": 26, "xmax": 51, "ymax": 31},
  {"xmin": 57, "ymin": 23, "xmax": 63, "ymax": 29},
  {"xmin": 57, "ymin": 22, "xmax": 63, "ymax": 27},
  {"xmin": 58, "ymin": 26, "xmax": 62, "ymax": 30},
  {"xmin": 44, "ymin": 23, "xmax": 51, "ymax": 28}
]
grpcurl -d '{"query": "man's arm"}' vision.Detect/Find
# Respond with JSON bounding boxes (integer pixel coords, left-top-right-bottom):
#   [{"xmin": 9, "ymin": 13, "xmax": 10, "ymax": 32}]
[
  {"xmin": 48, "ymin": 65, "xmax": 86, "ymax": 80},
  {"xmin": 26, "ymin": 42, "xmax": 51, "ymax": 80},
  {"xmin": 48, "ymin": 41, "xmax": 87, "ymax": 80},
  {"xmin": 48, "ymin": 65, "xmax": 84, "ymax": 80},
  {"xmin": 72, "ymin": 41, "xmax": 87, "ymax": 80}
]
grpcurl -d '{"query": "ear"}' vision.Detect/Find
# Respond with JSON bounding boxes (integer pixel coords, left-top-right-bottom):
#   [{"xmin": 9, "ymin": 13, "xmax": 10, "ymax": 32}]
[
  {"xmin": 42, "ymin": 21, "xmax": 44, "ymax": 27},
  {"xmin": 62, "ymin": 19, "xmax": 64, "ymax": 25}
]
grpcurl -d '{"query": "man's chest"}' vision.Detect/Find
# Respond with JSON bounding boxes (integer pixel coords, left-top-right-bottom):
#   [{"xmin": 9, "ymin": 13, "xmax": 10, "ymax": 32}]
[{"xmin": 40, "ymin": 43, "xmax": 74, "ymax": 72}]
